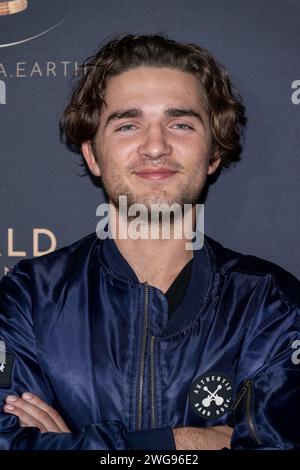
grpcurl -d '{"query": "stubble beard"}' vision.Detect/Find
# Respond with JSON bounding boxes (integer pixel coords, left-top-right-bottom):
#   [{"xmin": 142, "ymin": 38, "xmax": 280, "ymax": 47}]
[{"xmin": 100, "ymin": 165, "xmax": 205, "ymax": 226}]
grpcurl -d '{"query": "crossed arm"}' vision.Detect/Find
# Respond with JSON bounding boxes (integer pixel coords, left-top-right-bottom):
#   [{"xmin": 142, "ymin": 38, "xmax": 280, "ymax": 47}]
[{"xmin": 3, "ymin": 393, "xmax": 233, "ymax": 450}]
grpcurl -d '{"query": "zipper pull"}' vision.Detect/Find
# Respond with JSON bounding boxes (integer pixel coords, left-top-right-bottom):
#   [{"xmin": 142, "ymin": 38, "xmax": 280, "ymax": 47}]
[{"xmin": 230, "ymin": 380, "xmax": 251, "ymax": 411}]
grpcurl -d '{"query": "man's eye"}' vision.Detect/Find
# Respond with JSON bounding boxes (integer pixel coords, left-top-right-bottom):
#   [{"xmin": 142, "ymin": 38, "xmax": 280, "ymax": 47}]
[
  {"xmin": 173, "ymin": 123, "xmax": 193, "ymax": 130},
  {"xmin": 116, "ymin": 124, "xmax": 136, "ymax": 132}
]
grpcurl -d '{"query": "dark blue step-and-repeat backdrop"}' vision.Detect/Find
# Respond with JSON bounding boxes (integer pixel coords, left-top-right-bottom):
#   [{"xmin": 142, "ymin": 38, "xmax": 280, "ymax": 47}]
[{"xmin": 0, "ymin": 0, "xmax": 299, "ymax": 279}]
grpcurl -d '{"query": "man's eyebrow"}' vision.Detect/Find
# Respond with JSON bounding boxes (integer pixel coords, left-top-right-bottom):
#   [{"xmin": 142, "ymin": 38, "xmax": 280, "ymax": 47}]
[
  {"xmin": 165, "ymin": 108, "xmax": 205, "ymax": 126},
  {"xmin": 103, "ymin": 107, "xmax": 206, "ymax": 128},
  {"xmin": 104, "ymin": 108, "xmax": 143, "ymax": 128}
]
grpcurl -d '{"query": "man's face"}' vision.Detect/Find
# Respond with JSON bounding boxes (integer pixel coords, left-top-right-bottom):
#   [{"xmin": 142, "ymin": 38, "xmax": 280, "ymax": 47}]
[{"xmin": 82, "ymin": 66, "xmax": 220, "ymax": 209}]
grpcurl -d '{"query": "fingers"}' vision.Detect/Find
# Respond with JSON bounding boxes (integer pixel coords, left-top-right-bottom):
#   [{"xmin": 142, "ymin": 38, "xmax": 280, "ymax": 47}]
[
  {"xmin": 3, "ymin": 393, "xmax": 70, "ymax": 433},
  {"xmin": 5, "ymin": 403, "xmax": 49, "ymax": 432},
  {"xmin": 20, "ymin": 393, "xmax": 70, "ymax": 432},
  {"xmin": 4, "ymin": 396, "xmax": 52, "ymax": 432}
]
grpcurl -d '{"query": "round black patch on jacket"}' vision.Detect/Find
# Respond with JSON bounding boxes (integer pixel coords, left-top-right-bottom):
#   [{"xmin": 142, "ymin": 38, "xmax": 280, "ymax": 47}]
[{"xmin": 189, "ymin": 372, "xmax": 233, "ymax": 419}]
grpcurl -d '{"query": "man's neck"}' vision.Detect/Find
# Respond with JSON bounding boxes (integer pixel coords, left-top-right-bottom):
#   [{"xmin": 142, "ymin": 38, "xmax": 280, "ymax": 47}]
[
  {"xmin": 115, "ymin": 236, "xmax": 193, "ymax": 293},
  {"xmin": 108, "ymin": 204, "xmax": 195, "ymax": 293}
]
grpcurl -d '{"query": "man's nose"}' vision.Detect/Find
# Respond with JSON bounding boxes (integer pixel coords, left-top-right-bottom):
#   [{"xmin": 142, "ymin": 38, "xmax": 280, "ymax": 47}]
[{"xmin": 137, "ymin": 124, "xmax": 172, "ymax": 160}]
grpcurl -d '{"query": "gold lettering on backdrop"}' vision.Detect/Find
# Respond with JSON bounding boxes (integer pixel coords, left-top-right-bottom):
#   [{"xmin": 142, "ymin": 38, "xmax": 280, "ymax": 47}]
[
  {"xmin": 8, "ymin": 228, "xmax": 26, "ymax": 257},
  {"xmin": 0, "ymin": 1, "xmax": 27, "ymax": 16},
  {"xmin": 33, "ymin": 228, "xmax": 57, "ymax": 256},
  {"xmin": 2, "ymin": 228, "xmax": 57, "ymax": 257}
]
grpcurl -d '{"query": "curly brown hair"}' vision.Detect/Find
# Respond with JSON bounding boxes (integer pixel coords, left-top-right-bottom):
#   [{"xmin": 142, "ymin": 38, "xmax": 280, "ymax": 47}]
[{"xmin": 60, "ymin": 33, "xmax": 246, "ymax": 170}]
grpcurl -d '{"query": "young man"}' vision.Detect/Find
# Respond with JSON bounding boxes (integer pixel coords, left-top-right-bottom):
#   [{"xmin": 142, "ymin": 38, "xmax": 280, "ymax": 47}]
[{"xmin": 0, "ymin": 34, "xmax": 299, "ymax": 450}]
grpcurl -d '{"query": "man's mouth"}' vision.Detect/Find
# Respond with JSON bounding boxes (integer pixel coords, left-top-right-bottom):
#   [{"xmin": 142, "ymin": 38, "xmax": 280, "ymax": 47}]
[{"xmin": 134, "ymin": 167, "xmax": 178, "ymax": 180}]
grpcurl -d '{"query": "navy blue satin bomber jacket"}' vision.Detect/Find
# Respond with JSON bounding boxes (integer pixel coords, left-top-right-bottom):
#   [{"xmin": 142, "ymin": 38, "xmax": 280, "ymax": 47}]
[{"xmin": 0, "ymin": 231, "xmax": 300, "ymax": 450}]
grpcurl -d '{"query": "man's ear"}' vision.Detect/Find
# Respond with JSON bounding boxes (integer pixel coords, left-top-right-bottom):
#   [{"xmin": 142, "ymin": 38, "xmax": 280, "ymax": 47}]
[
  {"xmin": 207, "ymin": 156, "xmax": 221, "ymax": 176},
  {"xmin": 81, "ymin": 141, "xmax": 101, "ymax": 177}
]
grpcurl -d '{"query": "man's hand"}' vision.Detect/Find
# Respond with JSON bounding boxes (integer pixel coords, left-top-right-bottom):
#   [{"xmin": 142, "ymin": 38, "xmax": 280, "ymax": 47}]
[
  {"xmin": 3, "ymin": 393, "xmax": 71, "ymax": 433},
  {"xmin": 3, "ymin": 392, "xmax": 232, "ymax": 448},
  {"xmin": 173, "ymin": 426, "xmax": 233, "ymax": 450}
]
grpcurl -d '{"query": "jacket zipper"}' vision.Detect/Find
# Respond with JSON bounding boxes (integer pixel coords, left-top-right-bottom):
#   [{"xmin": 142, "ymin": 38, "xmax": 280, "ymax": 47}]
[
  {"xmin": 150, "ymin": 335, "xmax": 157, "ymax": 428},
  {"xmin": 231, "ymin": 379, "xmax": 261, "ymax": 445},
  {"xmin": 136, "ymin": 282, "xmax": 149, "ymax": 430}
]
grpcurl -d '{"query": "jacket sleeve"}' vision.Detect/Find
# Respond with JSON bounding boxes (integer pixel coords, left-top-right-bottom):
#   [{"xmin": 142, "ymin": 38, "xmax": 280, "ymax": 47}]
[
  {"xmin": 230, "ymin": 275, "xmax": 300, "ymax": 450},
  {"xmin": 0, "ymin": 263, "xmax": 176, "ymax": 450}
]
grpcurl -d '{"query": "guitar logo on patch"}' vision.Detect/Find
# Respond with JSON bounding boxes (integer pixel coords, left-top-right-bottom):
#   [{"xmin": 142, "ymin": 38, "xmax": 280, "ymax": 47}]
[{"xmin": 189, "ymin": 372, "xmax": 233, "ymax": 419}]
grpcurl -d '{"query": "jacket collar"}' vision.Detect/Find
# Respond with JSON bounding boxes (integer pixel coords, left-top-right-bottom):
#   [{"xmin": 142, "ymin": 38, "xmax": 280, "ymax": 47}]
[
  {"xmin": 98, "ymin": 229, "xmax": 216, "ymax": 336},
  {"xmin": 162, "ymin": 235, "xmax": 215, "ymax": 336},
  {"xmin": 99, "ymin": 233, "xmax": 140, "ymax": 285}
]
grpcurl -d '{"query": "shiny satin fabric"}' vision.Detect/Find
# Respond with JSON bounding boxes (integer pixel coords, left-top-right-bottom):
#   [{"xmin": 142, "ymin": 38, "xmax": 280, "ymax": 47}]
[{"xmin": 0, "ymin": 231, "xmax": 299, "ymax": 449}]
